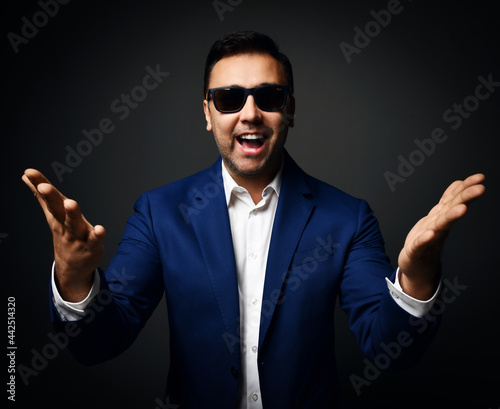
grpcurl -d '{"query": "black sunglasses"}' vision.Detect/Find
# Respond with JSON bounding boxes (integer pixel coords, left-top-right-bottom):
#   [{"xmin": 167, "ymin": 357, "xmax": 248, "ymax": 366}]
[{"xmin": 206, "ymin": 85, "xmax": 291, "ymax": 113}]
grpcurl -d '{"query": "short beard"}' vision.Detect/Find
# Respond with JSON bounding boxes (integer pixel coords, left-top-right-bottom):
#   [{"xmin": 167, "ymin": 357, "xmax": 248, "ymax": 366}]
[{"xmin": 219, "ymin": 145, "xmax": 285, "ymax": 180}]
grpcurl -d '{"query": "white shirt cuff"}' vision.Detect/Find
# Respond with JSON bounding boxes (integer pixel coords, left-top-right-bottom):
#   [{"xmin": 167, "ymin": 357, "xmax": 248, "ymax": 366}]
[
  {"xmin": 385, "ymin": 267, "xmax": 441, "ymax": 318},
  {"xmin": 51, "ymin": 261, "xmax": 100, "ymax": 321}
]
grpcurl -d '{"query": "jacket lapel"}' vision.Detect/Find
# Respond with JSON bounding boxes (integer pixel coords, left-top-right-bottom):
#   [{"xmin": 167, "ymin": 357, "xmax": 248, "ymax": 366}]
[
  {"xmin": 187, "ymin": 155, "xmax": 315, "ymax": 355},
  {"xmin": 188, "ymin": 159, "xmax": 241, "ymax": 361},
  {"xmin": 259, "ymin": 153, "xmax": 315, "ymax": 348}
]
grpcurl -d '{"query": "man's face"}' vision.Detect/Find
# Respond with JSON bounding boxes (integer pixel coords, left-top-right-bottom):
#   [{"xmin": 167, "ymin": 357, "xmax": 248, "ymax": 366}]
[{"xmin": 203, "ymin": 53, "xmax": 295, "ymax": 181}]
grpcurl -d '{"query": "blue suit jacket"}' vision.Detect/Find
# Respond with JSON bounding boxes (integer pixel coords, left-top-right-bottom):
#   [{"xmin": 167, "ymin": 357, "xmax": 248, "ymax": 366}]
[{"xmin": 51, "ymin": 153, "xmax": 438, "ymax": 408}]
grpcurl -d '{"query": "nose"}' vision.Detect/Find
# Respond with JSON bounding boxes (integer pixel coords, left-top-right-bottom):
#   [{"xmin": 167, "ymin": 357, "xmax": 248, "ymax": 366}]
[{"xmin": 238, "ymin": 95, "xmax": 262, "ymax": 123}]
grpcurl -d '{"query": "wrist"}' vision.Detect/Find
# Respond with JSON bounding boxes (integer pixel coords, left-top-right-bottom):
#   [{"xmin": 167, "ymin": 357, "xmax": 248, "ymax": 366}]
[
  {"xmin": 399, "ymin": 269, "xmax": 439, "ymax": 301},
  {"xmin": 54, "ymin": 263, "xmax": 95, "ymax": 303}
]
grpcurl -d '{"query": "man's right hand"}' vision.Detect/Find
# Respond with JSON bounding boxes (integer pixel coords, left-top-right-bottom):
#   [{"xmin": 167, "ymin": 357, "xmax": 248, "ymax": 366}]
[{"xmin": 22, "ymin": 169, "xmax": 106, "ymax": 302}]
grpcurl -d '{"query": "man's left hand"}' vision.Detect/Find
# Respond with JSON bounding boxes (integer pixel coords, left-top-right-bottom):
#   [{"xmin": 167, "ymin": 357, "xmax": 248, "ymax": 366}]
[{"xmin": 398, "ymin": 173, "xmax": 486, "ymax": 300}]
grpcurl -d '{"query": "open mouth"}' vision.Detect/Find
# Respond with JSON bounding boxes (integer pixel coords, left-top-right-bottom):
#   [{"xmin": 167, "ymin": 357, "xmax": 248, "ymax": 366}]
[{"xmin": 237, "ymin": 134, "xmax": 266, "ymax": 151}]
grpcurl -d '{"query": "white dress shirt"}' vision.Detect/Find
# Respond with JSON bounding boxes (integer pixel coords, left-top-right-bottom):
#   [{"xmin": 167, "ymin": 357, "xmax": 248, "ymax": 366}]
[
  {"xmin": 51, "ymin": 160, "xmax": 442, "ymax": 409},
  {"xmin": 221, "ymin": 161, "xmax": 282, "ymax": 408}
]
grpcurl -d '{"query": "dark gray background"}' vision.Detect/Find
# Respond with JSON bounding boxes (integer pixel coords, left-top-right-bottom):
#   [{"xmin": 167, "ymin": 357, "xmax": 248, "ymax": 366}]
[{"xmin": 4, "ymin": 0, "xmax": 499, "ymax": 408}]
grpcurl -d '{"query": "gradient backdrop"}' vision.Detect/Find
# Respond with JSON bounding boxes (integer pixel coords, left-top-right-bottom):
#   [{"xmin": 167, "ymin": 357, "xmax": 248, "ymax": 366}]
[{"xmin": 4, "ymin": 1, "xmax": 499, "ymax": 408}]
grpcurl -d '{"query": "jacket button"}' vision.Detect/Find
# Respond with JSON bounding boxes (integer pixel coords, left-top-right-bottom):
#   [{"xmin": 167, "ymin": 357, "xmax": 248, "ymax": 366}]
[{"xmin": 230, "ymin": 367, "xmax": 239, "ymax": 379}]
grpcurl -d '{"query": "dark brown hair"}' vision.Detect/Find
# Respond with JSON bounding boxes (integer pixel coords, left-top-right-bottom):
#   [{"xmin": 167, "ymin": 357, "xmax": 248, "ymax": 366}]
[{"xmin": 203, "ymin": 31, "xmax": 294, "ymax": 96}]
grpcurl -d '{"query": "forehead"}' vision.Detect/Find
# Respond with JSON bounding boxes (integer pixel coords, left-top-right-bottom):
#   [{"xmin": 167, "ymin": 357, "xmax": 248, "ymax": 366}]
[{"xmin": 208, "ymin": 53, "xmax": 287, "ymax": 89}]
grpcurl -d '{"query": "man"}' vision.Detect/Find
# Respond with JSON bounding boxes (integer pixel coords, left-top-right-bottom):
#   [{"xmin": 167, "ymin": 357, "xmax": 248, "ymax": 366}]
[{"xmin": 23, "ymin": 31, "xmax": 485, "ymax": 408}]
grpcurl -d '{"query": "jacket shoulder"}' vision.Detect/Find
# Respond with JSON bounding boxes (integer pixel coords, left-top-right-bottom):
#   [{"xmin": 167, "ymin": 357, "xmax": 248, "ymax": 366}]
[{"xmin": 299, "ymin": 169, "xmax": 369, "ymax": 220}]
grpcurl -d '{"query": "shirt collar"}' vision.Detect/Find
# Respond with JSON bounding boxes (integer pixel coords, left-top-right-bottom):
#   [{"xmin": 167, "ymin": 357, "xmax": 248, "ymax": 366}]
[{"xmin": 221, "ymin": 159, "xmax": 283, "ymax": 207}]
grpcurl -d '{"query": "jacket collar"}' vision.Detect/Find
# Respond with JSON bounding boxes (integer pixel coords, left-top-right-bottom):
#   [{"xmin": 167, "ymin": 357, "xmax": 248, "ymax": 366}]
[{"xmin": 220, "ymin": 157, "xmax": 284, "ymax": 206}]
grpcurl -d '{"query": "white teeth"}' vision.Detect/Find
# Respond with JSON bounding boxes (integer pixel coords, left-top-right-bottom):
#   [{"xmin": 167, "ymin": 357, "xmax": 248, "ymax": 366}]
[{"xmin": 240, "ymin": 134, "xmax": 264, "ymax": 140}]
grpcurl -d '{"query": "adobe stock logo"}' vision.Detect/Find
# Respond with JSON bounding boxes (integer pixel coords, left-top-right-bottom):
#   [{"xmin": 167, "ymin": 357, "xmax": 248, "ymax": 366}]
[
  {"xmin": 51, "ymin": 64, "xmax": 169, "ymax": 182},
  {"xmin": 384, "ymin": 73, "xmax": 499, "ymax": 192},
  {"xmin": 350, "ymin": 276, "xmax": 468, "ymax": 396},
  {"xmin": 8, "ymin": 0, "xmax": 71, "ymax": 54},
  {"xmin": 18, "ymin": 267, "xmax": 135, "ymax": 386},
  {"xmin": 212, "ymin": 0, "xmax": 243, "ymax": 22},
  {"xmin": 339, "ymin": 0, "xmax": 410, "ymax": 64}
]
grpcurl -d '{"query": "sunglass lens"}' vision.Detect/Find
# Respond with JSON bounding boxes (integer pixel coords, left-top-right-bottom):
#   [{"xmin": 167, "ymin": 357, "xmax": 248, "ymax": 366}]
[
  {"xmin": 255, "ymin": 87, "xmax": 286, "ymax": 111},
  {"xmin": 214, "ymin": 88, "xmax": 245, "ymax": 112}
]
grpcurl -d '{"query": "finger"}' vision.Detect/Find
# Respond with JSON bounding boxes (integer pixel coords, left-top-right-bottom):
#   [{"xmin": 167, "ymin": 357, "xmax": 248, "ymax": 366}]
[
  {"xmin": 428, "ymin": 182, "xmax": 484, "ymax": 234},
  {"xmin": 452, "ymin": 173, "xmax": 486, "ymax": 204},
  {"xmin": 449, "ymin": 179, "xmax": 486, "ymax": 208},
  {"xmin": 23, "ymin": 168, "xmax": 53, "ymax": 186},
  {"xmin": 22, "ymin": 173, "xmax": 65, "ymax": 223},
  {"xmin": 94, "ymin": 224, "xmax": 106, "ymax": 238},
  {"xmin": 23, "ymin": 168, "xmax": 64, "ymax": 206},
  {"xmin": 63, "ymin": 199, "xmax": 92, "ymax": 239},
  {"xmin": 431, "ymin": 203, "xmax": 468, "ymax": 232},
  {"xmin": 438, "ymin": 184, "xmax": 485, "ymax": 223},
  {"xmin": 439, "ymin": 180, "xmax": 462, "ymax": 205},
  {"xmin": 440, "ymin": 173, "xmax": 485, "ymax": 206},
  {"xmin": 22, "ymin": 172, "xmax": 47, "ymax": 207},
  {"xmin": 37, "ymin": 183, "xmax": 67, "ymax": 223},
  {"xmin": 89, "ymin": 225, "xmax": 106, "ymax": 246},
  {"xmin": 464, "ymin": 172, "xmax": 486, "ymax": 185},
  {"xmin": 427, "ymin": 174, "xmax": 485, "ymax": 229},
  {"xmin": 453, "ymin": 173, "xmax": 486, "ymax": 201},
  {"xmin": 63, "ymin": 201, "xmax": 105, "ymax": 245}
]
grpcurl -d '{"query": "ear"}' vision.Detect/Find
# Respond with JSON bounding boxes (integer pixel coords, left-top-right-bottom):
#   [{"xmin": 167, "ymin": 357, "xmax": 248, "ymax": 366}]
[{"xmin": 203, "ymin": 99, "xmax": 212, "ymax": 132}]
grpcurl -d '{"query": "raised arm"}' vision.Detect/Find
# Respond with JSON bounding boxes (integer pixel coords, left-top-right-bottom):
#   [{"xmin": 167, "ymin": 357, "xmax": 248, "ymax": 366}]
[{"xmin": 22, "ymin": 169, "xmax": 106, "ymax": 302}]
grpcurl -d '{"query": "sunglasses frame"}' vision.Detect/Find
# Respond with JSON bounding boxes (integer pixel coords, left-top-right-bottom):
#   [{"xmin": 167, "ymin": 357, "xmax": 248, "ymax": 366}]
[{"xmin": 206, "ymin": 84, "xmax": 291, "ymax": 113}]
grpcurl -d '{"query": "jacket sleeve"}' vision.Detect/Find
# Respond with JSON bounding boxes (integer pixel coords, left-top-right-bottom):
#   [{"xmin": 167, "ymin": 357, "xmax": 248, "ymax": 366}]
[
  {"xmin": 338, "ymin": 199, "xmax": 440, "ymax": 369},
  {"xmin": 50, "ymin": 192, "xmax": 165, "ymax": 366}
]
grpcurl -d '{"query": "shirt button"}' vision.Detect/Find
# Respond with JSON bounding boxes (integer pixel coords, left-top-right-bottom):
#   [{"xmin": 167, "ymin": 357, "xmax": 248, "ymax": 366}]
[
  {"xmin": 252, "ymin": 394, "xmax": 259, "ymax": 402},
  {"xmin": 252, "ymin": 209, "xmax": 258, "ymax": 216},
  {"xmin": 250, "ymin": 252, "xmax": 258, "ymax": 260},
  {"xmin": 252, "ymin": 346, "xmax": 258, "ymax": 353},
  {"xmin": 251, "ymin": 298, "xmax": 258, "ymax": 305}
]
